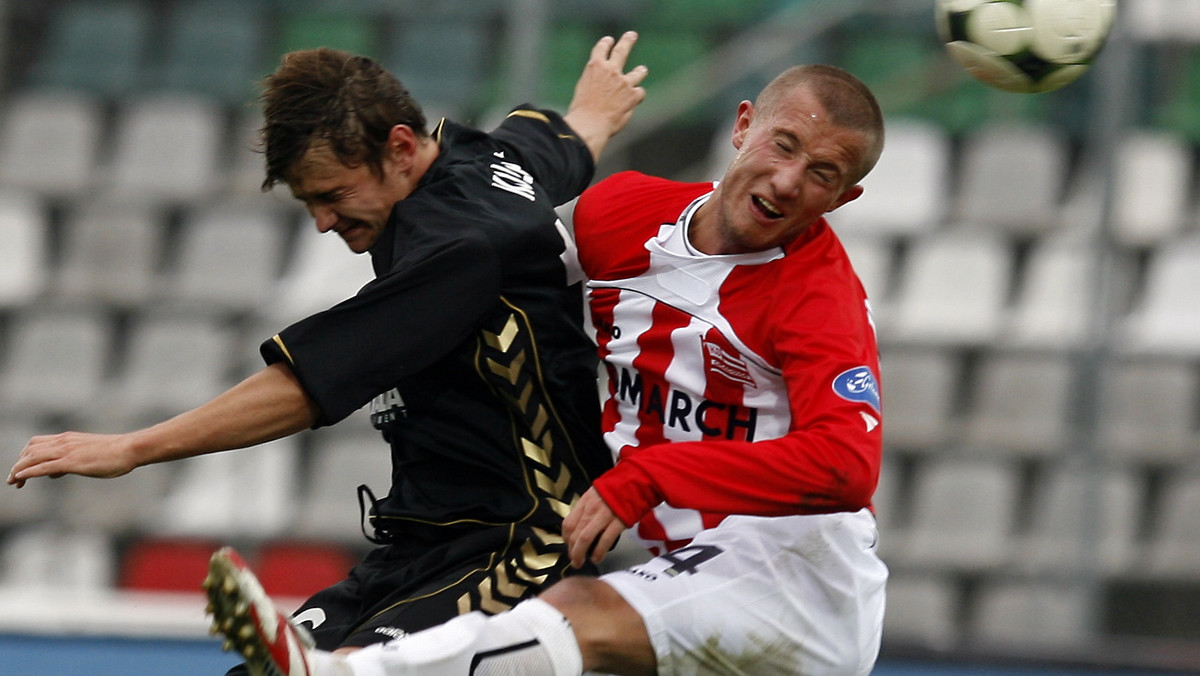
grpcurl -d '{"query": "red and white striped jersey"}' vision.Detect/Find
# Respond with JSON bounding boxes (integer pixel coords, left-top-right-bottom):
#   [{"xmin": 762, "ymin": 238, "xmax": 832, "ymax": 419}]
[{"xmin": 573, "ymin": 171, "xmax": 883, "ymax": 554}]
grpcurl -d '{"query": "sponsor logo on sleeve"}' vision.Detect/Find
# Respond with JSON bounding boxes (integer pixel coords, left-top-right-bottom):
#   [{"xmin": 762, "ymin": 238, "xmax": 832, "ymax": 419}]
[{"xmin": 832, "ymin": 366, "xmax": 881, "ymax": 414}]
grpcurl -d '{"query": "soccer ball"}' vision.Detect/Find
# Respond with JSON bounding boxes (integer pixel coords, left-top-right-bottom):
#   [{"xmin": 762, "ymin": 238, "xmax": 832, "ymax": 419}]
[{"xmin": 935, "ymin": 0, "xmax": 1117, "ymax": 93}]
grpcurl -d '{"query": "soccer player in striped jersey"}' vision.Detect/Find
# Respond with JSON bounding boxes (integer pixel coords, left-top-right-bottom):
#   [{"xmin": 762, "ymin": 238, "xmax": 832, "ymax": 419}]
[{"xmin": 206, "ymin": 63, "xmax": 888, "ymax": 676}]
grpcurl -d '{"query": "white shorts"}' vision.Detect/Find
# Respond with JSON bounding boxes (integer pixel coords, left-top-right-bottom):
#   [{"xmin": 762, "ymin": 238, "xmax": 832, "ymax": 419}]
[{"xmin": 600, "ymin": 510, "xmax": 887, "ymax": 676}]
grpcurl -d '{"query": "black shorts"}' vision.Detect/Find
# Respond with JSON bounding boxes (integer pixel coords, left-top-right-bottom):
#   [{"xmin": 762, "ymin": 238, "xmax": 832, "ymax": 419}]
[{"xmin": 225, "ymin": 522, "xmax": 592, "ymax": 674}]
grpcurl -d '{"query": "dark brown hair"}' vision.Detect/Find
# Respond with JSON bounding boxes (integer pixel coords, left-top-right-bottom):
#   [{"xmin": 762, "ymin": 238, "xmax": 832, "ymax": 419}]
[{"xmin": 258, "ymin": 48, "xmax": 428, "ymax": 190}]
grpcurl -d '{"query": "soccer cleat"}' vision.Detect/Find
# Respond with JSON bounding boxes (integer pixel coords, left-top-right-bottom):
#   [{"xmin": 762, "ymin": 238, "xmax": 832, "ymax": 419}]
[{"xmin": 204, "ymin": 546, "xmax": 316, "ymax": 676}]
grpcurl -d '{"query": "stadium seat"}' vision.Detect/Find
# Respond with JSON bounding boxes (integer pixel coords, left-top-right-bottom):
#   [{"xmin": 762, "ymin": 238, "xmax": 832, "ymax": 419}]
[
  {"xmin": 25, "ymin": 0, "xmax": 151, "ymax": 98},
  {"xmin": 0, "ymin": 90, "xmax": 103, "ymax": 198},
  {"xmin": 1110, "ymin": 131, "xmax": 1192, "ymax": 249},
  {"xmin": 888, "ymin": 230, "xmax": 1011, "ymax": 347},
  {"xmin": 104, "ymin": 95, "xmax": 225, "ymax": 203},
  {"xmin": 152, "ymin": 0, "xmax": 267, "ymax": 104},
  {"xmin": 0, "ymin": 190, "xmax": 49, "ymax": 309},
  {"xmin": 293, "ymin": 421, "xmax": 393, "ymax": 544},
  {"xmin": 255, "ymin": 542, "xmax": 357, "ymax": 599},
  {"xmin": 877, "ymin": 347, "xmax": 962, "ymax": 452},
  {"xmin": 0, "ymin": 308, "xmax": 113, "ymax": 418},
  {"xmin": 1001, "ymin": 234, "xmax": 1101, "ymax": 351},
  {"xmin": 264, "ymin": 215, "xmax": 376, "ymax": 327},
  {"xmin": 1, "ymin": 526, "xmax": 116, "ymax": 593},
  {"xmin": 971, "ymin": 578, "xmax": 1094, "ymax": 648},
  {"xmin": 145, "ymin": 437, "xmax": 301, "ymax": 539},
  {"xmin": 836, "ymin": 235, "xmax": 893, "ymax": 320},
  {"xmin": 1117, "ymin": 234, "xmax": 1200, "ymax": 357},
  {"xmin": 119, "ymin": 537, "xmax": 223, "ymax": 593},
  {"xmin": 56, "ymin": 463, "xmax": 178, "ymax": 533},
  {"xmin": 162, "ymin": 199, "xmax": 290, "ymax": 313},
  {"xmin": 100, "ymin": 312, "xmax": 240, "ymax": 425},
  {"xmin": 1017, "ymin": 462, "xmax": 1141, "ymax": 576},
  {"xmin": 829, "ymin": 118, "xmax": 950, "ymax": 238},
  {"xmin": 880, "ymin": 572, "xmax": 960, "ymax": 650},
  {"xmin": 1145, "ymin": 471, "xmax": 1200, "ymax": 578},
  {"xmin": 387, "ymin": 14, "xmax": 494, "ymax": 118},
  {"xmin": 276, "ymin": 10, "xmax": 380, "ymax": 58},
  {"xmin": 962, "ymin": 352, "xmax": 1075, "ymax": 458},
  {"xmin": 1096, "ymin": 359, "xmax": 1198, "ymax": 466},
  {"xmin": 52, "ymin": 200, "xmax": 164, "ymax": 308},
  {"xmin": 892, "ymin": 456, "xmax": 1020, "ymax": 572},
  {"xmin": 954, "ymin": 124, "xmax": 1069, "ymax": 236}
]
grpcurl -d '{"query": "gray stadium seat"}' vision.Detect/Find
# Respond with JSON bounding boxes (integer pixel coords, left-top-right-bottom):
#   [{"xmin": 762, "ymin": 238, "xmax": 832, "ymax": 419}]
[
  {"xmin": 955, "ymin": 124, "xmax": 1069, "ymax": 236},
  {"xmin": 1118, "ymin": 234, "xmax": 1200, "ymax": 357},
  {"xmin": 1096, "ymin": 359, "xmax": 1199, "ymax": 466},
  {"xmin": 144, "ymin": 436, "xmax": 301, "ymax": 540},
  {"xmin": 878, "ymin": 347, "xmax": 962, "ymax": 452},
  {"xmin": 962, "ymin": 352, "xmax": 1075, "ymax": 458},
  {"xmin": 971, "ymin": 578, "xmax": 1094, "ymax": 649},
  {"xmin": 1017, "ymin": 462, "xmax": 1141, "ymax": 576},
  {"xmin": 0, "ymin": 190, "xmax": 49, "ymax": 309},
  {"xmin": 1146, "ymin": 471, "xmax": 1200, "ymax": 579},
  {"xmin": 891, "ymin": 456, "xmax": 1020, "ymax": 573},
  {"xmin": 1110, "ymin": 130, "xmax": 1192, "ymax": 249},
  {"xmin": 888, "ymin": 230, "xmax": 1011, "ymax": 347},
  {"xmin": 0, "ymin": 308, "xmax": 113, "ymax": 419},
  {"xmin": 103, "ymin": 95, "xmax": 225, "ymax": 203},
  {"xmin": 52, "ymin": 200, "xmax": 164, "ymax": 308},
  {"xmin": 161, "ymin": 199, "xmax": 289, "ymax": 312},
  {"xmin": 0, "ymin": 90, "xmax": 103, "ymax": 198},
  {"xmin": 100, "ymin": 312, "xmax": 240, "ymax": 426},
  {"xmin": 829, "ymin": 118, "xmax": 950, "ymax": 238}
]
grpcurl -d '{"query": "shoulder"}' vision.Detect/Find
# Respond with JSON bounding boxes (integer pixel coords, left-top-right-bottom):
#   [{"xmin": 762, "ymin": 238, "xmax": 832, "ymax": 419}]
[{"xmin": 576, "ymin": 172, "xmax": 711, "ymax": 235}]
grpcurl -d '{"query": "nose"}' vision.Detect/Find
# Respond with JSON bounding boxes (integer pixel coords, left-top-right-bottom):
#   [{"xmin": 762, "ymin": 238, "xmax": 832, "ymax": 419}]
[
  {"xmin": 311, "ymin": 205, "xmax": 338, "ymax": 233},
  {"xmin": 771, "ymin": 161, "xmax": 805, "ymax": 201}
]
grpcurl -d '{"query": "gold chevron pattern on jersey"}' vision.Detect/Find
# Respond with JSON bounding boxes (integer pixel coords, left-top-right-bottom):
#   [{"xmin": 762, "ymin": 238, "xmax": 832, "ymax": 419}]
[
  {"xmin": 477, "ymin": 300, "xmax": 584, "ymax": 520},
  {"xmin": 456, "ymin": 526, "xmax": 564, "ymax": 614}
]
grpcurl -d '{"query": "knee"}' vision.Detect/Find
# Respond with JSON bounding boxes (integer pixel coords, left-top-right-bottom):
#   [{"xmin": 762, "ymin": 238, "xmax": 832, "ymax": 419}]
[{"xmin": 539, "ymin": 577, "xmax": 655, "ymax": 675}]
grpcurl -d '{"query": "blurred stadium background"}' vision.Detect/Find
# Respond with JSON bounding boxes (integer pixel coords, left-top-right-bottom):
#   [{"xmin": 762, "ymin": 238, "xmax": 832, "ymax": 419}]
[{"xmin": 0, "ymin": 0, "xmax": 1197, "ymax": 674}]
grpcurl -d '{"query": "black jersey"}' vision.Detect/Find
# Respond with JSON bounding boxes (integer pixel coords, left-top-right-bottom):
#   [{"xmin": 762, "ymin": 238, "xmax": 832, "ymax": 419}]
[{"xmin": 261, "ymin": 108, "xmax": 610, "ymax": 539}]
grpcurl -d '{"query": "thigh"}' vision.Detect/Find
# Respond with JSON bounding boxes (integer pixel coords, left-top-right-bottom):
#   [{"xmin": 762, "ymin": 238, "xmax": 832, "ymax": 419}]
[{"xmin": 600, "ymin": 511, "xmax": 888, "ymax": 676}]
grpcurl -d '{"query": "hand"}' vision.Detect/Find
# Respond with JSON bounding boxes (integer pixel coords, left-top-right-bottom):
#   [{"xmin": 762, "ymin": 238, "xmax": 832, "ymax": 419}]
[
  {"xmin": 563, "ymin": 31, "xmax": 649, "ymax": 162},
  {"xmin": 7, "ymin": 432, "xmax": 137, "ymax": 488},
  {"xmin": 563, "ymin": 487, "xmax": 628, "ymax": 568}
]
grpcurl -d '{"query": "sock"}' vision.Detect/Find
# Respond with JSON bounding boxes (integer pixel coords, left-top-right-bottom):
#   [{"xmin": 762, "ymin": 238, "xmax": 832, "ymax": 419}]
[{"xmin": 339, "ymin": 599, "xmax": 583, "ymax": 676}]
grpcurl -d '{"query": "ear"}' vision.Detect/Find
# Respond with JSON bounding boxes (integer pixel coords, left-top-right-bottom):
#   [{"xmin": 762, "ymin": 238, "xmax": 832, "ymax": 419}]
[
  {"xmin": 730, "ymin": 100, "xmax": 755, "ymax": 150},
  {"xmin": 826, "ymin": 184, "xmax": 864, "ymax": 213},
  {"xmin": 385, "ymin": 124, "xmax": 420, "ymax": 170}
]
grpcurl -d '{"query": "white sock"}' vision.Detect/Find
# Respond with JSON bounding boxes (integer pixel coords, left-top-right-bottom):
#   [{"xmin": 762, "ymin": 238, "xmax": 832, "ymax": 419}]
[{"xmin": 337, "ymin": 599, "xmax": 583, "ymax": 676}]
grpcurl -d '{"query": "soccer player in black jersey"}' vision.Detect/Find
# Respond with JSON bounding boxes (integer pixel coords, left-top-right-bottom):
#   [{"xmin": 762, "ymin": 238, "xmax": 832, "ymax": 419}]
[{"xmin": 8, "ymin": 31, "xmax": 647, "ymax": 669}]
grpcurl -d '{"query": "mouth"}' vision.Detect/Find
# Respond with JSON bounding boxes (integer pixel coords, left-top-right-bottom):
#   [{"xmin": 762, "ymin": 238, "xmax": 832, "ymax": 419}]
[{"xmin": 752, "ymin": 196, "xmax": 784, "ymax": 220}]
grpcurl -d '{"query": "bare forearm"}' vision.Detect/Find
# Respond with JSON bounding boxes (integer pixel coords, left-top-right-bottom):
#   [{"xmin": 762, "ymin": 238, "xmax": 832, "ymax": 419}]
[
  {"xmin": 8, "ymin": 363, "xmax": 320, "ymax": 486},
  {"xmin": 129, "ymin": 363, "xmax": 320, "ymax": 466}
]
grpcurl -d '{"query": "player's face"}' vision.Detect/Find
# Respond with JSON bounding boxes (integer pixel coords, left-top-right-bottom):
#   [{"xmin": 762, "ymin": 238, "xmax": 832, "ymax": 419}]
[
  {"xmin": 692, "ymin": 88, "xmax": 867, "ymax": 255},
  {"xmin": 287, "ymin": 138, "xmax": 414, "ymax": 254}
]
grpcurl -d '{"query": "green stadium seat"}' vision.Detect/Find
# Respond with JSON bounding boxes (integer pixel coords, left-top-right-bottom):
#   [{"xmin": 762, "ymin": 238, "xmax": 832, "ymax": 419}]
[
  {"xmin": 275, "ymin": 10, "xmax": 380, "ymax": 59},
  {"xmin": 153, "ymin": 0, "xmax": 268, "ymax": 105},
  {"xmin": 25, "ymin": 0, "xmax": 152, "ymax": 98}
]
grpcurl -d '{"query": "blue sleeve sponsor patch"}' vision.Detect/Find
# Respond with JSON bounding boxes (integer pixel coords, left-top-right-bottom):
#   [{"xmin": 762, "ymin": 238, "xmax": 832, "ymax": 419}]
[{"xmin": 832, "ymin": 366, "xmax": 881, "ymax": 413}]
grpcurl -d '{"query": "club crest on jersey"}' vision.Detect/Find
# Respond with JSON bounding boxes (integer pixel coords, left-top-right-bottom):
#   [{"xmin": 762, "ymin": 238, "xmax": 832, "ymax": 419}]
[
  {"xmin": 703, "ymin": 340, "xmax": 755, "ymax": 388},
  {"xmin": 832, "ymin": 366, "xmax": 880, "ymax": 413}
]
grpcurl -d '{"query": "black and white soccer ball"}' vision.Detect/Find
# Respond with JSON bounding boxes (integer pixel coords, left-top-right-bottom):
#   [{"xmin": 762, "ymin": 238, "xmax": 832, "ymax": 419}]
[{"xmin": 935, "ymin": 0, "xmax": 1117, "ymax": 93}]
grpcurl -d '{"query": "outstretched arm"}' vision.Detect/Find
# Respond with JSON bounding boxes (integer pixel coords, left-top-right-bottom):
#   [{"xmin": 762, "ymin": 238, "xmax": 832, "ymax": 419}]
[
  {"xmin": 563, "ymin": 31, "xmax": 648, "ymax": 163},
  {"xmin": 8, "ymin": 362, "xmax": 320, "ymax": 488}
]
